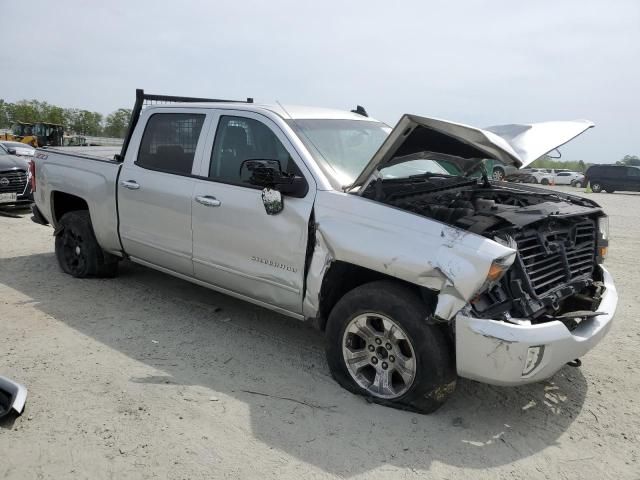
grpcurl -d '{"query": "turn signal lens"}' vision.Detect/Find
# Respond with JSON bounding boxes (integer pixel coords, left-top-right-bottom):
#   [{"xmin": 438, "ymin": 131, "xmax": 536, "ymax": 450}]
[
  {"xmin": 486, "ymin": 262, "xmax": 505, "ymax": 282},
  {"xmin": 599, "ymin": 246, "xmax": 608, "ymax": 259}
]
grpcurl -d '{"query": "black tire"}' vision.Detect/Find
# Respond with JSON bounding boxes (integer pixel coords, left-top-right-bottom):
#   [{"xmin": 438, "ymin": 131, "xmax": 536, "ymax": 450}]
[
  {"xmin": 55, "ymin": 210, "xmax": 119, "ymax": 278},
  {"xmin": 492, "ymin": 167, "xmax": 505, "ymax": 181},
  {"xmin": 540, "ymin": 178, "xmax": 550, "ymax": 185},
  {"xmin": 591, "ymin": 182, "xmax": 603, "ymax": 193},
  {"xmin": 325, "ymin": 280, "xmax": 456, "ymax": 414},
  {"xmin": 572, "ymin": 180, "xmax": 583, "ymax": 188}
]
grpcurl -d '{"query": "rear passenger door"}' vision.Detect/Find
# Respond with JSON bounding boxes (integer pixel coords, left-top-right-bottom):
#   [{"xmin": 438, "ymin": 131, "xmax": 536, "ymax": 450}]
[
  {"xmin": 625, "ymin": 166, "xmax": 640, "ymax": 191},
  {"xmin": 191, "ymin": 111, "xmax": 315, "ymax": 315},
  {"xmin": 118, "ymin": 110, "xmax": 210, "ymax": 275}
]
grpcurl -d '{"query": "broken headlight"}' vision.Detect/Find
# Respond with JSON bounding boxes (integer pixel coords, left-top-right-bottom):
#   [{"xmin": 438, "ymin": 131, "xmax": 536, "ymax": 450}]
[{"xmin": 598, "ymin": 216, "xmax": 609, "ymax": 241}]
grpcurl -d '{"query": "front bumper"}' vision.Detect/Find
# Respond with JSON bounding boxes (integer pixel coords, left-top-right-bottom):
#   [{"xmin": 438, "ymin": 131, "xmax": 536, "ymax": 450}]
[{"xmin": 455, "ymin": 265, "xmax": 617, "ymax": 386}]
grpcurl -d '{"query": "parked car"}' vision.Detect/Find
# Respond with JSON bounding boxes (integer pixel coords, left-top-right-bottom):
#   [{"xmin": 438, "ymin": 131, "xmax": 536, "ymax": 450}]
[
  {"xmin": 30, "ymin": 90, "xmax": 616, "ymax": 413},
  {"xmin": 523, "ymin": 168, "xmax": 555, "ymax": 184},
  {"xmin": 0, "ymin": 151, "xmax": 33, "ymax": 207},
  {"xmin": 554, "ymin": 171, "xmax": 585, "ymax": 187},
  {"xmin": 585, "ymin": 164, "xmax": 640, "ymax": 193},
  {"xmin": 0, "ymin": 141, "xmax": 36, "ymax": 157},
  {"xmin": 491, "ymin": 161, "xmax": 518, "ymax": 181}
]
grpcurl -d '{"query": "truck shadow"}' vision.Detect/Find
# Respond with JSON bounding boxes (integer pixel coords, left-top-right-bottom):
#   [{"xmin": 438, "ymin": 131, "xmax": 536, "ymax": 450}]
[{"xmin": 0, "ymin": 253, "xmax": 588, "ymax": 476}]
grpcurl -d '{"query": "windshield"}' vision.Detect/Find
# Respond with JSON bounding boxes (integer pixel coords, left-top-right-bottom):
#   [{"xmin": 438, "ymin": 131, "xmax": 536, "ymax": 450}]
[{"xmin": 288, "ymin": 119, "xmax": 391, "ymax": 184}]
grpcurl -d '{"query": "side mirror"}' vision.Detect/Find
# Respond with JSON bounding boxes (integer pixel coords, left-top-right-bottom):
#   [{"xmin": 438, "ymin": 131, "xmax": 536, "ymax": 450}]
[
  {"xmin": 7, "ymin": 148, "xmax": 16, "ymax": 155},
  {"xmin": 240, "ymin": 159, "xmax": 308, "ymax": 215}
]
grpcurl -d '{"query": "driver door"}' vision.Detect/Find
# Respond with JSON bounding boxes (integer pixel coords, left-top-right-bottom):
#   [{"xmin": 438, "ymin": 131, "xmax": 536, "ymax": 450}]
[{"xmin": 191, "ymin": 111, "xmax": 315, "ymax": 315}]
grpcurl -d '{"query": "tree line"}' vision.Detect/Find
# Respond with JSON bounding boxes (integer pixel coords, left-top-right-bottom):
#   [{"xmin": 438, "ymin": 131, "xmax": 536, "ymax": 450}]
[
  {"xmin": 530, "ymin": 154, "xmax": 640, "ymax": 172},
  {"xmin": 0, "ymin": 99, "xmax": 131, "ymax": 138}
]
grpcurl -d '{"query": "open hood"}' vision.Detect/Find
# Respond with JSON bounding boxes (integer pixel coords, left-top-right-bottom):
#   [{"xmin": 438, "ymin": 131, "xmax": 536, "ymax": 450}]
[{"xmin": 349, "ymin": 114, "xmax": 594, "ymax": 190}]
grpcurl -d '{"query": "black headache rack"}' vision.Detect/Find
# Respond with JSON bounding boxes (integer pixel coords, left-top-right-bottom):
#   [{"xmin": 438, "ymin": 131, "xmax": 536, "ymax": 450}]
[{"xmin": 115, "ymin": 88, "xmax": 254, "ymax": 162}]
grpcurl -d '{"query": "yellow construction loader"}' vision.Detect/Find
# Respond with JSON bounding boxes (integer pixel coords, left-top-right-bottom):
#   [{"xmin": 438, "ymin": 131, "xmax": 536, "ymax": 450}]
[{"xmin": 0, "ymin": 121, "xmax": 64, "ymax": 147}]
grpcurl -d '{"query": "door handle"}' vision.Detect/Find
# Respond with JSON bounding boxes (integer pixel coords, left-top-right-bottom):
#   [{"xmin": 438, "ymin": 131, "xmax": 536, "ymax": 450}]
[
  {"xmin": 120, "ymin": 180, "xmax": 140, "ymax": 190},
  {"xmin": 195, "ymin": 195, "xmax": 222, "ymax": 207}
]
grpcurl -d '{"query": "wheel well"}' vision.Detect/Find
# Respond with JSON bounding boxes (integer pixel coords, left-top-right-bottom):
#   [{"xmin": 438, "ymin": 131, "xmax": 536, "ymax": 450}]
[
  {"xmin": 316, "ymin": 261, "xmax": 436, "ymax": 330},
  {"xmin": 52, "ymin": 191, "xmax": 89, "ymax": 223}
]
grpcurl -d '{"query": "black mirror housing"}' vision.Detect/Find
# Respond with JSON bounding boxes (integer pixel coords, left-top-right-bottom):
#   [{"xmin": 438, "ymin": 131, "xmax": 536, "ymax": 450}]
[{"xmin": 239, "ymin": 159, "xmax": 308, "ymax": 198}]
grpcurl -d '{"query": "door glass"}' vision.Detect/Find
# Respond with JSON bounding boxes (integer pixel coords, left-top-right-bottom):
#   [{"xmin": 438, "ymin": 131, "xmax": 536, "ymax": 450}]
[
  {"xmin": 209, "ymin": 116, "xmax": 296, "ymax": 184},
  {"xmin": 137, "ymin": 113, "xmax": 206, "ymax": 175},
  {"xmin": 627, "ymin": 168, "xmax": 640, "ymax": 177}
]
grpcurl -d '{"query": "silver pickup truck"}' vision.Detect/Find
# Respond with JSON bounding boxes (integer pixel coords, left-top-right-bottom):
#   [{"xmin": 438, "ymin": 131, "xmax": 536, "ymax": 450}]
[{"xmin": 30, "ymin": 90, "xmax": 617, "ymax": 413}]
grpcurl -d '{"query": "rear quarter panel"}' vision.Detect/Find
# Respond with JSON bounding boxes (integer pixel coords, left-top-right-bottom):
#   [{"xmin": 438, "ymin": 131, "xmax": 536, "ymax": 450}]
[{"xmin": 34, "ymin": 150, "xmax": 122, "ymax": 254}]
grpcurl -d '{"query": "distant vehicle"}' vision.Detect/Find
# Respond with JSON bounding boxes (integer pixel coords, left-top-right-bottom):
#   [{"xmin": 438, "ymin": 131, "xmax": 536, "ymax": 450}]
[
  {"xmin": 521, "ymin": 168, "xmax": 555, "ymax": 185},
  {"xmin": 585, "ymin": 164, "xmax": 640, "ymax": 193},
  {"xmin": 0, "ymin": 122, "xmax": 64, "ymax": 147},
  {"xmin": 0, "ymin": 150, "xmax": 33, "ymax": 207},
  {"xmin": 491, "ymin": 161, "xmax": 517, "ymax": 180},
  {"xmin": 0, "ymin": 141, "xmax": 36, "ymax": 157},
  {"xmin": 554, "ymin": 171, "xmax": 585, "ymax": 187},
  {"xmin": 63, "ymin": 135, "xmax": 87, "ymax": 146}
]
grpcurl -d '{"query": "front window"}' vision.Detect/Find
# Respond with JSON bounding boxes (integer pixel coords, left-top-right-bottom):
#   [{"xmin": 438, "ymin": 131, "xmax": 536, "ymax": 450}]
[{"xmin": 288, "ymin": 119, "xmax": 391, "ymax": 184}]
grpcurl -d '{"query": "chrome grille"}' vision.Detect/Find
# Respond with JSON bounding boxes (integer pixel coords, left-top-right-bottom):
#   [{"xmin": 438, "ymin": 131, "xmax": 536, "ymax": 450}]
[
  {"xmin": 515, "ymin": 219, "xmax": 596, "ymax": 298},
  {"xmin": 0, "ymin": 170, "xmax": 28, "ymax": 194}
]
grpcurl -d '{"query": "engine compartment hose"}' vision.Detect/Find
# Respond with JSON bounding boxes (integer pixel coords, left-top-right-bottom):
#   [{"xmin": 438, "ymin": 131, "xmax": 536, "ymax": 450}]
[{"xmin": 567, "ymin": 358, "xmax": 582, "ymax": 367}]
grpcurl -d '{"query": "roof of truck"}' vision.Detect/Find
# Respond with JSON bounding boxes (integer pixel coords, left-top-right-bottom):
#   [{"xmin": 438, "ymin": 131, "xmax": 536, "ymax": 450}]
[{"xmin": 145, "ymin": 102, "xmax": 381, "ymax": 122}]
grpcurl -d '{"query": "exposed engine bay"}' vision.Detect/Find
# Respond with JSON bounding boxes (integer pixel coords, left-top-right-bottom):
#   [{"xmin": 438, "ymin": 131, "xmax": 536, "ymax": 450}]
[{"xmin": 362, "ymin": 174, "xmax": 608, "ymax": 328}]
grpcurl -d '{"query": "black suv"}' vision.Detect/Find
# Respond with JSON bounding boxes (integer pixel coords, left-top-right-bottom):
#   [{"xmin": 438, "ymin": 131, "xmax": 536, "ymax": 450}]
[{"xmin": 585, "ymin": 164, "xmax": 640, "ymax": 193}]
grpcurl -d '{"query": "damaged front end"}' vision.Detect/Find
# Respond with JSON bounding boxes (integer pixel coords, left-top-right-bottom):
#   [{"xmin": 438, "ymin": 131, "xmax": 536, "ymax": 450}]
[
  {"xmin": 361, "ymin": 176, "xmax": 616, "ymax": 384},
  {"xmin": 349, "ymin": 113, "xmax": 616, "ymax": 385}
]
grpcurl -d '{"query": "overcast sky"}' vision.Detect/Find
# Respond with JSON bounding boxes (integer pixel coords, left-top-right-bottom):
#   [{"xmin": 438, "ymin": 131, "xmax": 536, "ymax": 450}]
[{"xmin": 1, "ymin": 0, "xmax": 638, "ymax": 163}]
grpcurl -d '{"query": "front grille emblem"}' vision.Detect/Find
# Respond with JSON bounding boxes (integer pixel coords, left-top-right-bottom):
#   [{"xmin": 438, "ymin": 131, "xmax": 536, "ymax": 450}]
[{"xmin": 0, "ymin": 177, "xmax": 9, "ymax": 186}]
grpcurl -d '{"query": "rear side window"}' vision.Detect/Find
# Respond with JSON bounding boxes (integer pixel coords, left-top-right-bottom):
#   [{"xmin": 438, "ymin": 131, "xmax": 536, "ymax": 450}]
[
  {"xmin": 137, "ymin": 113, "xmax": 206, "ymax": 175},
  {"xmin": 627, "ymin": 167, "xmax": 640, "ymax": 177},
  {"xmin": 208, "ymin": 116, "xmax": 296, "ymax": 185}
]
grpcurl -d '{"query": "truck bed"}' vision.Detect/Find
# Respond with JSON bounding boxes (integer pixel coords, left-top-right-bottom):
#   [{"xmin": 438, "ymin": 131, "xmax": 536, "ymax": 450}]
[{"xmin": 34, "ymin": 148, "xmax": 124, "ymax": 255}]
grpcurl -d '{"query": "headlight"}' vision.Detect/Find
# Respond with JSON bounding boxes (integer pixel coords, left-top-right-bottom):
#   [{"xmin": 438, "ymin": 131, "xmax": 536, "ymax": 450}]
[{"xmin": 598, "ymin": 216, "xmax": 609, "ymax": 241}]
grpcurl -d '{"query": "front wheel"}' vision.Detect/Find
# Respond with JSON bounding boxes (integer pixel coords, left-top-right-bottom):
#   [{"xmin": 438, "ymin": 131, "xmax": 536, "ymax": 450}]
[
  {"xmin": 325, "ymin": 281, "xmax": 456, "ymax": 414},
  {"xmin": 55, "ymin": 210, "xmax": 119, "ymax": 278},
  {"xmin": 492, "ymin": 167, "xmax": 505, "ymax": 181},
  {"xmin": 572, "ymin": 180, "xmax": 583, "ymax": 188},
  {"xmin": 591, "ymin": 182, "xmax": 603, "ymax": 193},
  {"xmin": 540, "ymin": 178, "xmax": 550, "ymax": 185}
]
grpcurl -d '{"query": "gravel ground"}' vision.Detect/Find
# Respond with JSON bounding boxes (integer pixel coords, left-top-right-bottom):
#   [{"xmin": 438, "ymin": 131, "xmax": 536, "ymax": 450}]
[{"xmin": 0, "ymin": 186, "xmax": 638, "ymax": 479}]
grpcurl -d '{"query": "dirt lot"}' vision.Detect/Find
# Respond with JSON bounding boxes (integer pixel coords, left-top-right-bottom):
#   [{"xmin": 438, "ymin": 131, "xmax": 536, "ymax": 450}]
[{"xmin": 0, "ymin": 186, "xmax": 638, "ymax": 480}]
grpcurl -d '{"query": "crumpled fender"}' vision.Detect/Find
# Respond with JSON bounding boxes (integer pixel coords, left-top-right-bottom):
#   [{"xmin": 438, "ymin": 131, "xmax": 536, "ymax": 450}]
[{"xmin": 303, "ymin": 190, "xmax": 516, "ymax": 321}]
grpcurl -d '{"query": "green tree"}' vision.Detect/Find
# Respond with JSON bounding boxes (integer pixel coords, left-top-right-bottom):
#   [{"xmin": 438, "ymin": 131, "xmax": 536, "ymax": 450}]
[
  {"xmin": 104, "ymin": 108, "xmax": 131, "ymax": 138},
  {"xmin": 620, "ymin": 155, "xmax": 640, "ymax": 166}
]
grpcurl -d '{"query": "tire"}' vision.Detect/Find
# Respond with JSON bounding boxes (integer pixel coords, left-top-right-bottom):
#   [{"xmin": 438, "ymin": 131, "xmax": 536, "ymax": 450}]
[
  {"xmin": 573, "ymin": 180, "xmax": 583, "ymax": 188},
  {"xmin": 55, "ymin": 210, "xmax": 119, "ymax": 278},
  {"xmin": 605, "ymin": 189, "xmax": 615, "ymax": 194},
  {"xmin": 532, "ymin": 178, "xmax": 539, "ymax": 184},
  {"xmin": 492, "ymin": 167, "xmax": 505, "ymax": 181},
  {"xmin": 540, "ymin": 178, "xmax": 549, "ymax": 185},
  {"xmin": 325, "ymin": 280, "xmax": 456, "ymax": 414},
  {"xmin": 591, "ymin": 182, "xmax": 603, "ymax": 193}
]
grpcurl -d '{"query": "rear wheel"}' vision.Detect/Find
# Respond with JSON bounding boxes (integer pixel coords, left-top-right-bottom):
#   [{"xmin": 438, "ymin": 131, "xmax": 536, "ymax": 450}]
[
  {"xmin": 540, "ymin": 178, "xmax": 550, "ymax": 185},
  {"xmin": 55, "ymin": 211, "xmax": 119, "ymax": 278},
  {"xmin": 572, "ymin": 180, "xmax": 583, "ymax": 188},
  {"xmin": 325, "ymin": 280, "xmax": 456, "ymax": 414},
  {"xmin": 492, "ymin": 167, "xmax": 505, "ymax": 181},
  {"xmin": 591, "ymin": 182, "xmax": 603, "ymax": 193}
]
